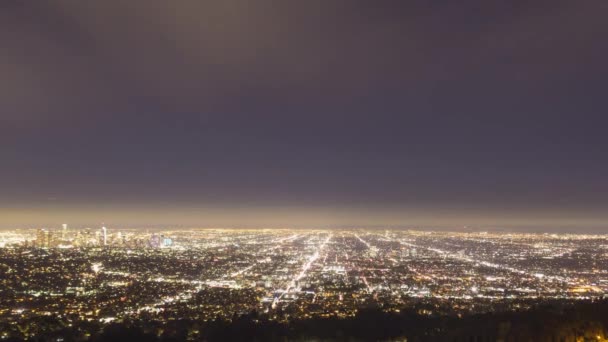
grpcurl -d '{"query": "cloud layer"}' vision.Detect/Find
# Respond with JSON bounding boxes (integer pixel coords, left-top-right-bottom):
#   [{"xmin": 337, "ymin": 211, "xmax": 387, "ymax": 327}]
[{"xmin": 2, "ymin": 1, "xmax": 608, "ymax": 229}]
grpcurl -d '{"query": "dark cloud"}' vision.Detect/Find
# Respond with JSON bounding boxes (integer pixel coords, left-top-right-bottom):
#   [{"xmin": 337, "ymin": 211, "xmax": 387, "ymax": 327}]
[{"xmin": 1, "ymin": 1, "xmax": 608, "ymax": 229}]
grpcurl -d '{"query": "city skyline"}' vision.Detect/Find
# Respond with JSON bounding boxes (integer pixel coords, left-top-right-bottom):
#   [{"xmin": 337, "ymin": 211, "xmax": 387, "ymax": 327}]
[
  {"xmin": 2, "ymin": 212, "xmax": 608, "ymax": 234},
  {"xmin": 2, "ymin": 2, "xmax": 608, "ymax": 340}
]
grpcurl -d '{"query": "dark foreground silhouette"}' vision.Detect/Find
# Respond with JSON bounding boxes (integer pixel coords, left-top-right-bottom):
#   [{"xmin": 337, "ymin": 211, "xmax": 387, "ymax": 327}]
[{"xmin": 5, "ymin": 300, "xmax": 608, "ymax": 341}]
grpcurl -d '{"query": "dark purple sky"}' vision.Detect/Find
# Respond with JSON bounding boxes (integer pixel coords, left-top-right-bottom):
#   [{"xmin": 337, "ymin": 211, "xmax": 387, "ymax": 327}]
[{"xmin": 2, "ymin": 1, "xmax": 608, "ymax": 230}]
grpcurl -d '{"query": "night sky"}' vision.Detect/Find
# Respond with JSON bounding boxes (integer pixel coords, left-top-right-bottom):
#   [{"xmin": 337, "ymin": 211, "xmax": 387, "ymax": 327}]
[{"xmin": 2, "ymin": 1, "xmax": 608, "ymax": 231}]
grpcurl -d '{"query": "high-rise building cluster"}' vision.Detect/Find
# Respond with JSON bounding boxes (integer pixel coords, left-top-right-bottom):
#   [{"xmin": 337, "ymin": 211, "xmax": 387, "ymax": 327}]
[{"xmin": 29, "ymin": 224, "xmax": 175, "ymax": 249}]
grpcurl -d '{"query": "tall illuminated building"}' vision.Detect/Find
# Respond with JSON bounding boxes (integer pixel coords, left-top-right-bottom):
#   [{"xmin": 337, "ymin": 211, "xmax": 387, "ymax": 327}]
[
  {"xmin": 62, "ymin": 223, "xmax": 68, "ymax": 240},
  {"xmin": 101, "ymin": 226, "xmax": 107, "ymax": 246},
  {"xmin": 36, "ymin": 228, "xmax": 52, "ymax": 248},
  {"xmin": 36, "ymin": 229, "xmax": 46, "ymax": 248}
]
